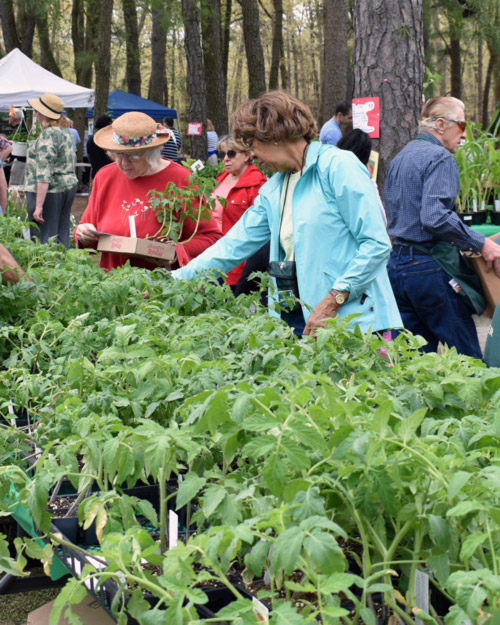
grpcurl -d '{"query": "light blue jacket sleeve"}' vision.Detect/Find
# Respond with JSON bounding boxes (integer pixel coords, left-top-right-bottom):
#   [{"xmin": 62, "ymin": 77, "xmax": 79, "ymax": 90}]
[
  {"xmin": 320, "ymin": 150, "xmax": 391, "ymax": 299},
  {"xmin": 172, "ymin": 189, "xmax": 272, "ymax": 280}
]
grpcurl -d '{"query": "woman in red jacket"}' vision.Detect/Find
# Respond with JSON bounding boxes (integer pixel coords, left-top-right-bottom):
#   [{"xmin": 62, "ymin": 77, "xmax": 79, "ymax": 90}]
[{"xmin": 211, "ymin": 135, "xmax": 267, "ymax": 289}]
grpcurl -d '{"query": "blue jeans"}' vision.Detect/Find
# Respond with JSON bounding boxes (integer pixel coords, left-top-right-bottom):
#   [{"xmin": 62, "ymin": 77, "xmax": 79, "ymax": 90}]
[{"xmin": 388, "ymin": 248, "xmax": 482, "ymax": 359}]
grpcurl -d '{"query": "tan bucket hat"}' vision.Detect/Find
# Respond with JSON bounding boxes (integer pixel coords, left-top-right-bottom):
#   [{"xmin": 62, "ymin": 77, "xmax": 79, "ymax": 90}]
[
  {"xmin": 94, "ymin": 111, "xmax": 171, "ymax": 152},
  {"xmin": 28, "ymin": 93, "xmax": 64, "ymax": 120}
]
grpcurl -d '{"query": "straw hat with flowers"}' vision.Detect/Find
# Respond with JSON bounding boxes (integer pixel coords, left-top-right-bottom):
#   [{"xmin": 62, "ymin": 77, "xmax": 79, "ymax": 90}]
[{"xmin": 94, "ymin": 112, "xmax": 171, "ymax": 152}]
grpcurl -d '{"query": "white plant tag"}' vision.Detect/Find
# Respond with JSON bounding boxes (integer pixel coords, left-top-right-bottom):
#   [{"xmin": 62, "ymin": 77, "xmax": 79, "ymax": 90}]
[
  {"xmin": 472, "ymin": 199, "xmax": 478, "ymax": 212},
  {"xmin": 414, "ymin": 570, "xmax": 429, "ymax": 625},
  {"xmin": 481, "ymin": 200, "xmax": 486, "ymax": 210},
  {"xmin": 495, "ymin": 199, "xmax": 500, "ymax": 211},
  {"xmin": 129, "ymin": 215, "xmax": 137, "ymax": 238},
  {"xmin": 169, "ymin": 510, "xmax": 178, "ymax": 548},
  {"xmin": 22, "ymin": 226, "xmax": 30, "ymax": 241},
  {"xmin": 252, "ymin": 597, "xmax": 269, "ymax": 623},
  {"xmin": 8, "ymin": 403, "xmax": 15, "ymax": 426},
  {"xmin": 190, "ymin": 159, "xmax": 204, "ymax": 172}
]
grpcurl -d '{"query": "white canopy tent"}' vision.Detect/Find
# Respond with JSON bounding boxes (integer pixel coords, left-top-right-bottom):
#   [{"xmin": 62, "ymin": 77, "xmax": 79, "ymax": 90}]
[{"xmin": 0, "ymin": 48, "xmax": 94, "ymax": 110}]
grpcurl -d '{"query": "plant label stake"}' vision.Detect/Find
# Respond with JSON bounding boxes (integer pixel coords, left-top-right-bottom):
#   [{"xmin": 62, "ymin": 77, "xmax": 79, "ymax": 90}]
[
  {"xmin": 252, "ymin": 597, "xmax": 269, "ymax": 623},
  {"xmin": 414, "ymin": 570, "xmax": 429, "ymax": 625},
  {"xmin": 129, "ymin": 215, "xmax": 137, "ymax": 238},
  {"xmin": 495, "ymin": 199, "xmax": 500, "ymax": 211},
  {"xmin": 168, "ymin": 510, "xmax": 178, "ymax": 549}
]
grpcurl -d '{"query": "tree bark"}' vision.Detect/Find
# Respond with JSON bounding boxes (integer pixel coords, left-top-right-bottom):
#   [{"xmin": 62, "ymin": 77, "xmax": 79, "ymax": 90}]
[
  {"xmin": 148, "ymin": 0, "xmax": 168, "ymax": 105},
  {"xmin": 200, "ymin": 0, "xmax": 228, "ymax": 135},
  {"xmin": 122, "ymin": 0, "xmax": 142, "ymax": 96},
  {"xmin": 241, "ymin": 0, "xmax": 266, "ymax": 98},
  {"xmin": 222, "ymin": 0, "xmax": 232, "ymax": 88},
  {"xmin": 94, "ymin": 0, "xmax": 114, "ymax": 120},
  {"xmin": 0, "ymin": 0, "xmax": 20, "ymax": 52},
  {"xmin": 449, "ymin": 35, "xmax": 461, "ymax": 100},
  {"xmin": 36, "ymin": 15, "xmax": 63, "ymax": 77},
  {"xmin": 322, "ymin": 0, "xmax": 350, "ymax": 123},
  {"xmin": 352, "ymin": 0, "xmax": 424, "ymax": 191},
  {"xmin": 269, "ymin": 0, "xmax": 283, "ymax": 91},
  {"xmin": 181, "ymin": 0, "xmax": 208, "ymax": 160}
]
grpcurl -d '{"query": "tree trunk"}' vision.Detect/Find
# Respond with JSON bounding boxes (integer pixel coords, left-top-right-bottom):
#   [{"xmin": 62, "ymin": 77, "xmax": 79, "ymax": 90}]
[
  {"xmin": 222, "ymin": 0, "xmax": 232, "ymax": 88},
  {"xmin": 352, "ymin": 0, "xmax": 424, "ymax": 191},
  {"xmin": 148, "ymin": 0, "xmax": 168, "ymax": 105},
  {"xmin": 476, "ymin": 38, "xmax": 483, "ymax": 124},
  {"xmin": 322, "ymin": 0, "xmax": 349, "ymax": 122},
  {"xmin": 241, "ymin": 0, "xmax": 266, "ymax": 98},
  {"xmin": 230, "ymin": 36, "xmax": 245, "ymax": 113},
  {"xmin": 0, "ymin": 0, "xmax": 20, "ymax": 51},
  {"xmin": 269, "ymin": 0, "xmax": 283, "ymax": 91},
  {"xmin": 36, "ymin": 16, "xmax": 63, "ymax": 77},
  {"xmin": 482, "ymin": 50, "xmax": 498, "ymax": 129},
  {"xmin": 181, "ymin": 0, "xmax": 208, "ymax": 160},
  {"xmin": 200, "ymin": 0, "xmax": 228, "ymax": 135},
  {"xmin": 94, "ymin": 0, "xmax": 114, "ymax": 120},
  {"xmin": 449, "ymin": 35, "xmax": 461, "ymax": 100},
  {"xmin": 122, "ymin": 0, "xmax": 142, "ymax": 96}
]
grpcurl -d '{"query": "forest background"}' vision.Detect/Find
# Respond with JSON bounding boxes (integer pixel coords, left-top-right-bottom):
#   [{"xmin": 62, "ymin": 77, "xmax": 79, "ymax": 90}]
[{"xmin": 0, "ymin": 0, "xmax": 499, "ymax": 186}]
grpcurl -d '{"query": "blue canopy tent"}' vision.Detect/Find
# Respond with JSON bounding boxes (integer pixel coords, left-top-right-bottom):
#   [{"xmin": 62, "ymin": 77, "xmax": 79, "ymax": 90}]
[{"xmin": 86, "ymin": 89, "xmax": 177, "ymax": 120}]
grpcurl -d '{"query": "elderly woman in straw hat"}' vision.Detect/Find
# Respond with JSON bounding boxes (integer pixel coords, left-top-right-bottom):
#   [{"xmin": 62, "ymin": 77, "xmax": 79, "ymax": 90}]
[
  {"xmin": 75, "ymin": 111, "xmax": 221, "ymax": 271},
  {"xmin": 25, "ymin": 92, "xmax": 78, "ymax": 248}
]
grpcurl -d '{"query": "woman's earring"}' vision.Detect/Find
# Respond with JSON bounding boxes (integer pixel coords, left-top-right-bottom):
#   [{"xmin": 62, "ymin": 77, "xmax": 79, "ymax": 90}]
[{"xmin": 274, "ymin": 142, "xmax": 278, "ymax": 146}]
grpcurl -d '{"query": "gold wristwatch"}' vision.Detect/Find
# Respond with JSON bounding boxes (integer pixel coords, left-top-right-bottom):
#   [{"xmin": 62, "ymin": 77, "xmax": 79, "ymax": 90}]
[{"xmin": 330, "ymin": 289, "xmax": 347, "ymax": 306}]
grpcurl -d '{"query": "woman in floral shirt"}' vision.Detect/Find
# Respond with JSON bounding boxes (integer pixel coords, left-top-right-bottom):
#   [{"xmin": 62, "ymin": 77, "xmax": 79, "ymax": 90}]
[{"xmin": 25, "ymin": 92, "xmax": 77, "ymax": 248}]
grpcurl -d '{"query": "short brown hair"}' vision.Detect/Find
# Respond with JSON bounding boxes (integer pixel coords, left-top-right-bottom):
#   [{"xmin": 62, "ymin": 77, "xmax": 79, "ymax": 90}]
[{"xmin": 232, "ymin": 91, "xmax": 318, "ymax": 145}]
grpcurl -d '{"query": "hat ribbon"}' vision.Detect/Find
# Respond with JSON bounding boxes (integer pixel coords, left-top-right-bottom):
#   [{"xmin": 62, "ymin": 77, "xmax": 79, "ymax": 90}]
[
  {"xmin": 38, "ymin": 96, "xmax": 62, "ymax": 115},
  {"xmin": 112, "ymin": 131, "xmax": 157, "ymax": 147}
]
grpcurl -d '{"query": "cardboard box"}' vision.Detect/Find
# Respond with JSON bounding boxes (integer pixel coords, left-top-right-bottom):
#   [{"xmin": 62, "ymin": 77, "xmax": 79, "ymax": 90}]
[
  {"xmin": 97, "ymin": 234, "xmax": 176, "ymax": 263},
  {"xmin": 27, "ymin": 591, "xmax": 115, "ymax": 625},
  {"xmin": 467, "ymin": 232, "xmax": 500, "ymax": 318}
]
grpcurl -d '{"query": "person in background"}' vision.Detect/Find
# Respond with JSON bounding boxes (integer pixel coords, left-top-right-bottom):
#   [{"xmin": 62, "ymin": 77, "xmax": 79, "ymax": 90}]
[
  {"xmin": 161, "ymin": 117, "xmax": 183, "ymax": 163},
  {"xmin": 337, "ymin": 128, "xmax": 386, "ymax": 226},
  {"xmin": 384, "ymin": 96, "xmax": 500, "ymax": 358},
  {"xmin": 87, "ymin": 115, "xmax": 113, "ymax": 179},
  {"xmin": 75, "ymin": 112, "xmax": 221, "ymax": 271},
  {"xmin": 25, "ymin": 93, "xmax": 78, "ymax": 248},
  {"xmin": 0, "ymin": 243, "xmax": 25, "ymax": 284},
  {"xmin": 8, "ymin": 108, "xmax": 23, "ymax": 130},
  {"xmin": 319, "ymin": 102, "xmax": 352, "ymax": 146},
  {"xmin": 207, "ymin": 119, "xmax": 219, "ymax": 167},
  {"xmin": 0, "ymin": 161, "xmax": 7, "ymax": 215},
  {"xmin": 211, "ymin": 135, "xmax": 267, "ymax": 290},
  {"xmin": 173, "ymin": 91, "xmax": 401, "ymax": 338},
  {"xmin": 66, "ymin": 119, "xmax": 81, "ymax": 150}
]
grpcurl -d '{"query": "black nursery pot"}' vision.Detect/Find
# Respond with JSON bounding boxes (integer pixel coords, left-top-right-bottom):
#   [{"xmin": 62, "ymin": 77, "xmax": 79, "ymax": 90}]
[
  {"xmin": 458, "ymin": 211, "xmax": 486, "ymax": 225},
  {"xmin": 51, "ymin": 516, "xmax": 79, "ymax": 544},
  {"xmin": 490, "ymin": 211, "xmax": 500, "ymax": 226}
]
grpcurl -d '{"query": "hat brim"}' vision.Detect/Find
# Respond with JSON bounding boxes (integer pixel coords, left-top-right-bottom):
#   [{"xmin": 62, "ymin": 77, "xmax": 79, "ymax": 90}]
[
  {"xmin": 94, "ymin": 125, "xmax": 171, "ymax": 152},
  {"xmin": 27, "ymin": 98, "xmax": 62, "ymax": 120}
]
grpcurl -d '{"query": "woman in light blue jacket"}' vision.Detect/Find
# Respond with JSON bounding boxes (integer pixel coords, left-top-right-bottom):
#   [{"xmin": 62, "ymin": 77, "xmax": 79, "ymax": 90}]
[{"xmin": 173, "ymin": 91, "xmax": 402, "ymax": 337}]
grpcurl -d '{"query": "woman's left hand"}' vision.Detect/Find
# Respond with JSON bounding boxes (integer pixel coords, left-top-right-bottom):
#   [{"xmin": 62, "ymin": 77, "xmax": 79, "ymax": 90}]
[
  {"xmin": 33, "ymin": 206, "xmax": 44, "ymax": 223},
  {"xmin": 303, "ymin": 292, "xmax": 341, "ymax": 337}
]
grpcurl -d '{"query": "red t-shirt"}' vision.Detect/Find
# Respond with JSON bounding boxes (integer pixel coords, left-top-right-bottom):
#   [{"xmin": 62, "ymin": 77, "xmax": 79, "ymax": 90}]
[{"xmin": 75, "ymin": 160, "xmax": 221, "ymax": 271}]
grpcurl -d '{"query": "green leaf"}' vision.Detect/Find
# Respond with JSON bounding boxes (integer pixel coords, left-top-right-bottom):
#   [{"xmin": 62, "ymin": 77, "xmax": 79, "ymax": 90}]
[
  {"xmin": 360, "ymin": 607, "xmax": 376, "ymax": 625},
  {"xmin": 303, "ymin": 529, "xmax": 344, "ymax": 574},
  {"xmin": 460, "ymin": 533, "xmax": 487, "ymax": 561},
  {"xmin": 446, "ymin": 500, "xmax": 482, "ymax": 517},
  {"xmin": 397, "ymin": 408, "xmax": 427, "ymax": 442},
  {"xmin": 242, "ymin": 436, "xmax": 276, "ymax": 460},
  {"xmin": 216, "ymin": 598, "xmax": 254, "ymax": 617},
  {"xmin": 272, "ymin": 526, "xmax": 304, "ymax": 575},
  {"xmin": 318, "ymin": 572, "xmax": 357, "ymax": 594},
  {"xmin": 427, "ymin": 554, "xmax": 449, "ymax": 588},
  {"xmin": 428, "ymin": 515, "xmax": 451, "ymax": 550},
  {"xmin": 176, "ymin": 473, "xmax": 206, "ymax": 509},
  {"xmin": 413, "ymin": 610, "xmax": 439, "ymax": 625},
  {"xmin": 447, "ymin": 471, "xmax": 471, "ymax": 500},
  {"xmin": 271, "ymin": 601, "xmax": 307, "ymax": 625},
  {"xmin": 244, "ymin": 540, "xmax": 270, "ymax": 578}
]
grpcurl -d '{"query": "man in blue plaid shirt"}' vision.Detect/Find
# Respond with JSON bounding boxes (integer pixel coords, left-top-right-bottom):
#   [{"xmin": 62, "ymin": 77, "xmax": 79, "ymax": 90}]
[{"xmin": 385, "ymin": 96, "xmax": 500, "ymax": 358}]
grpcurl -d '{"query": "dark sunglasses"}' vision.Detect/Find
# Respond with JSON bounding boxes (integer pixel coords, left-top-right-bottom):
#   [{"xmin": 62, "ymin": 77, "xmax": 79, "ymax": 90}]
[
  {"xmin": 444, "ymin": 118, "xmax": 466, "ymax": 132},
  {"xmin": 218, "ymin": 149, "xmax": 237, "ymax": 159}
]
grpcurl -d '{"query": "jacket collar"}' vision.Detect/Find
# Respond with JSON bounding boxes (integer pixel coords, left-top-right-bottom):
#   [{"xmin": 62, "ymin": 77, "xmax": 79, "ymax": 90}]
[{"xmin": 217, "ymin": 164, "xmax": 266, "ymax": 189}]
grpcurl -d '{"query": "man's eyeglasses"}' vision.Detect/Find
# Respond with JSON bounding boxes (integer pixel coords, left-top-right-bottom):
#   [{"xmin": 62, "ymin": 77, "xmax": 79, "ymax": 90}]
[
  {"xmin": 114, "ymin": 152, "xmax": 142, "ymax": 161},
  {"xmin": 444, "ymin": 118, "xmax": 466, "ymax": 132},
  {"xmin": 218, "ymin": 149, "xmax": 237, "ymax": 159}
]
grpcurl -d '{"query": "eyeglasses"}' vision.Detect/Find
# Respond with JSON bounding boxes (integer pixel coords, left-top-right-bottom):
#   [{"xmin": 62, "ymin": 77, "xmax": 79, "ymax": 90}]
[
  {"xmin": 218, "ymin": 150, "xmax": 237, "ymax": 159},
  {"xmin": 444, "ymin": 118, "xmax": 466, "ymax": 132},
  {"xmin": 114, "ymin": 152, "xmax": 143, "ymax": 161}
]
